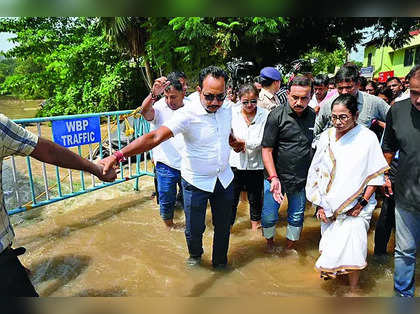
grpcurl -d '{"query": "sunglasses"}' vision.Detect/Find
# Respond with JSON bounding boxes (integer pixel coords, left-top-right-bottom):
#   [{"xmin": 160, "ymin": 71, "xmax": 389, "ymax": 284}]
[
  {"xmin": 203, "ymin": 93, "xmax": 226, "ymax": 102},
  {"xmin": 242, "ymin": 99, "xmax": 258, "ymax": 105}
]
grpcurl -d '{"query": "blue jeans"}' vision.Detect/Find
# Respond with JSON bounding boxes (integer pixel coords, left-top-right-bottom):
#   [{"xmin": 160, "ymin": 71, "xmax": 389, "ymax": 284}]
[
  {"xmin": 155, "ymin": 162, "xmax": 181, "ymax": 220},
  {"xmin": 261, "ymin": 180, "xmax": 306, "ymax": 241},
  {"xmin": 182, "ymin": 178, "xmax": 233, "ymax": 266},
  {"xmin": 394, "ymin": 205, "xmax": 420, "ymax": 297}
]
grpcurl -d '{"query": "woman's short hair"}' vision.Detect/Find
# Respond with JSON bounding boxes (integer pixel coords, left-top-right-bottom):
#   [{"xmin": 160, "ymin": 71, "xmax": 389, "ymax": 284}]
[
  {"xmin": 238, "ymin": 84, "xmax": 258, "ymax": 99},
  {"xmin": 331, "ymin": 94, "xmax": 358, "ymax": 116}
]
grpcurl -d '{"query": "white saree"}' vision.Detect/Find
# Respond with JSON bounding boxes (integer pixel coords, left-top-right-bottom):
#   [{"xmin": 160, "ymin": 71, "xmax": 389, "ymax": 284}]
[{"xmin": 306, "ymin": 124, "xmax": 389, "ymax": 278}]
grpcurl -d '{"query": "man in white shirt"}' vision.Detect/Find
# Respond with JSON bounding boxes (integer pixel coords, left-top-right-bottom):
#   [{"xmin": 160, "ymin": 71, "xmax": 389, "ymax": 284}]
[
  {"xmin": 140, "ymin": 76, "xmax": 187, "ymax": 228},
  {"xmin": 100, "ymin": 66, "xmax": 241, "ymax": 268},
  {"xmin": 308, "ymin": 74, "xmax": 329, "ymax": 114},
  {"xmin": 386, "ymin": 76, "xmax": 410, "ymax": 102}
]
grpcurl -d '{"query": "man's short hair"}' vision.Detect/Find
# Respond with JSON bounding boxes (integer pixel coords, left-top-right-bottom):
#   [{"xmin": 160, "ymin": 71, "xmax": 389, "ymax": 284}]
[
  {"xmin": 386, "ymin": 76, "xmax": 402, "ymax": 84},
  {"xmin": 335, "ymin": 64, "xmax": 359, "ymax": 84},
  {"xmin": 167, "ymin": 71, "xmax": 187, "ymax": 81},
  {"xmin": 165, "ymin": 78, "xmax": 183, "ymax": 93},
  {"xmin": 358, "ymin": 76, "xmax": 368, "ymax": 89},
  {"xmin": 198, "ymin": 66, "xmax": 228, "ymax": 88},
  {"xmin": 288, "ymin": 75, "xmax": 313, "ymax": 93},
  {"xmin": 313, "ymin": 74, "xmax": 329, "ymax": 87},
  {"xmin": 406, "ymin": 64, "xmax": 420, "ymax": 81},
  {"xmin": 379, "ymin": 87, "xmax": 394, "ymax": 102}
]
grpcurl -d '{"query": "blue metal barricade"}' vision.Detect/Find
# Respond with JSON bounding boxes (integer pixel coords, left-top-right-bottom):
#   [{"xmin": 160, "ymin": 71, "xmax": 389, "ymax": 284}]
[{"xmin": 5, "ymin": 110, "xmax": 153, "ymax": 215}]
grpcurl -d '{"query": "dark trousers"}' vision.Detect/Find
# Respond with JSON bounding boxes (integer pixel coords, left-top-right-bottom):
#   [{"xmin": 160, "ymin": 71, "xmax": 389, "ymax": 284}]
[
  {"xmin": 374, "ymin": 193, "xmax": 396, "ymax": 255},
  {"xmin": 181, "ymin": 178, "xmax": 233, "ymax": 266},
  {"xmin": 0, "ymin": 247, "xmax": 38, "ymax": 297},
  {"xmin": 231, "ymin": 168, "xmax": 264, "ymax": 225}
]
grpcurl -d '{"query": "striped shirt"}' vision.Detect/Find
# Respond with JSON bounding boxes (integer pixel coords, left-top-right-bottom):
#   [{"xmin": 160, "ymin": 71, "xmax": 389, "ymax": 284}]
[
  {"xmin": 276, "ymin": 87, "xmax": 288, "ymax": 106},
  {"xmin": 0, "ymin": 114, "xmax": 38, "ymax": 253}
]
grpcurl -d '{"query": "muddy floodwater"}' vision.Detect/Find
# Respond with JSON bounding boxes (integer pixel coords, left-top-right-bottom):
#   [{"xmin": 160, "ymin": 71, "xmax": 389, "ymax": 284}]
[
  {"xmin": 2, "ymin": 97, "xmax": 419, "ymax": 297},
  {"xmin": 9, "ymin": 174, "xmax": 416, "ymax": 297}
]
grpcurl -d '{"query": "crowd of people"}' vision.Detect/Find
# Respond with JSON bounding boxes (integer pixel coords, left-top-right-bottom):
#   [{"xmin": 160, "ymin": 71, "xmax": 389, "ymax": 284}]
[{"xmin": 1, "ymin": 61, "xmax": 419, "ymax": 297}]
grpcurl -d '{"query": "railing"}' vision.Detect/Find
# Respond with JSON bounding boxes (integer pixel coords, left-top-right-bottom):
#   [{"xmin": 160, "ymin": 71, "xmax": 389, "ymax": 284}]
[{"xmin": 5, "ymin": 110, "xmax": 153, "ymax": 215}]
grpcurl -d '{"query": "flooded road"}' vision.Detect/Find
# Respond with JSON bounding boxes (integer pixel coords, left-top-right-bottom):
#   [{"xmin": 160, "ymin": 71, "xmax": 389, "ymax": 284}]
[
  {"xmin": 2, "ymin": 97, "xmax": 417, "ymax": 297},
  {"xmin": 0, "ymin": 96, "xmax": 42, "ymax": 119},
  {"xmin": 11, "ymin": 176, "xmax": 408, "ymax": 297}
]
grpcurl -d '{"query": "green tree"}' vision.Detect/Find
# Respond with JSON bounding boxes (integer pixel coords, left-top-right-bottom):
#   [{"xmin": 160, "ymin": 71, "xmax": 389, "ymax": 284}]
[{"xmin": 100, "ymin": 17, "xmax": 153, "ymax": 89}]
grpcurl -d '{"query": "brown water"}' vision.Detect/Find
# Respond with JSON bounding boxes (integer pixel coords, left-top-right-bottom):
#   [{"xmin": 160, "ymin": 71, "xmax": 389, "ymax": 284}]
[
  {"xmin": 0, "ymin": 96, "xmax": 42, "ymax": 119},
  {"xmin": 11, "ymin": 178, "xmax": 405, "ymax": 297},
  {"xmin": 2, "ymin": 97, "xmax": 417, "ymax": 297}
]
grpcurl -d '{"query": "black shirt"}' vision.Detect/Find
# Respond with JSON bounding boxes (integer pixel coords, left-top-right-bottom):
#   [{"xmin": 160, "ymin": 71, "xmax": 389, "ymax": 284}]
[
  {"xmin": 382, "ymin": 99, "xmax": 420, "ymax": 212},
  {"xmin": 262, "ymin": 104, "xmax": 316, "ymax": 194}
]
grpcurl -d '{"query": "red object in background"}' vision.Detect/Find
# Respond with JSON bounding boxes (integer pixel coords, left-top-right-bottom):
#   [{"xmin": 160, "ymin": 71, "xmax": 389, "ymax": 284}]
[{"xmin": 378, "ymin": 71, "xmax": 394, "ymax": 82}]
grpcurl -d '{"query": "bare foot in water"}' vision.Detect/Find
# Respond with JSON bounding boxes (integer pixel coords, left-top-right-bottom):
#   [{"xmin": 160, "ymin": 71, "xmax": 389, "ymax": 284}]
[
  {"xmin": 344, "ymin": 289, "xmax": 363, "ymax": 297},
  {"xmin": 163, "ymin": 219, "xmax": 174, "ymax": 229},
  {"xmin": 251, "ymin": 220, "xmax": 261, "ymax": 231}
]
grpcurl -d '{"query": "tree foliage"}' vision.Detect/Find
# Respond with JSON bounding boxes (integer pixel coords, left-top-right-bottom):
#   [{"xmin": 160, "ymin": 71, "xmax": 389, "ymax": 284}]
[{"xmin": 1, "ymin": 17, "xmax": 419, "ymax": 116}]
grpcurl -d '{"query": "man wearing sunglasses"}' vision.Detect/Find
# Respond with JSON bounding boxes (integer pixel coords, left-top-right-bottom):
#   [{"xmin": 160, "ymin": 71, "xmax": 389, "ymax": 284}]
[{"xmin": 100, "ymin": 66, "xmax": 240, "ymax": 269}]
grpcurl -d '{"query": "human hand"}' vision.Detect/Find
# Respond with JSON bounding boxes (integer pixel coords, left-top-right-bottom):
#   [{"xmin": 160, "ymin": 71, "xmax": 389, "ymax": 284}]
[
  {"xmin": 95, "ymin": 162, "xmax": 117, "ymax": 182},
  {"xmin": 98, "ymin": 155, "xmax": 118, "ymax": 178},
  {"xmin": 316, "ymin": 207, "xmax": 329, "ymax": 223},
  {"xmin": 152, "ymin": 76, "xmax": 171, "ymax": 97},
  {"xmin": 346, "ymin": 204, "xmax": 363, "ymax": 217},
  {"xmin": 229, "ymin": 134, "xmax": 245, "ymax": 152},
  {"xmin": 383, "ymin": 175, "xmax": 393, "ymax": 197},
  {"xmin": 270, "ymin": 177, "xmax": 284, "ymax": 204}
]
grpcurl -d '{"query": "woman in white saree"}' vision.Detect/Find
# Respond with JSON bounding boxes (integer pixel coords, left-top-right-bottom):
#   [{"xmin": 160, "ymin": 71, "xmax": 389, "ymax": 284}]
[{"xmin": 306, "ymin": 94, "xmax": 389, "ymax": 295}]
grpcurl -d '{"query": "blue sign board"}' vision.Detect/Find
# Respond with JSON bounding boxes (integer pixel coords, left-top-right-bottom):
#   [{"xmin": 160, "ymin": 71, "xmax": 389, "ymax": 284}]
[
  {"xmin": 360, "ymin": 66, "xmax": 374, "ymax": 77},
  {"xmin": 52, "ymin": 117, "xmax": 101, "ymax": 147}
]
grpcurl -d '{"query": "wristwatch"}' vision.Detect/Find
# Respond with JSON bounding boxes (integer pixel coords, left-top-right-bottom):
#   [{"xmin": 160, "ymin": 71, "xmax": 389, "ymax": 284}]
[{"xmin": 358, "ymin": 197, "xmax": 368, "ymax": 207}]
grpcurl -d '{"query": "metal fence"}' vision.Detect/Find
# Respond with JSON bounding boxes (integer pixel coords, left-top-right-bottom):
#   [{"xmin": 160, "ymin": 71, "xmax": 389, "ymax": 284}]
[{"xmin": 5, "ymin": 110, "xmax": 153, "ymax": 215}]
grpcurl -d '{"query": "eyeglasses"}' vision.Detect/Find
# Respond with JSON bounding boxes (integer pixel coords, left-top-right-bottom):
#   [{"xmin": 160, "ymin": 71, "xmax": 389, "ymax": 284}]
[
  {"xmin": 242, "ymin": 99, "xmax": 258, "ymax": 105},
  {"xmin": 203, "ymin": 93, "xmax": 226, "ymax": 102},
  {"xmin": 331, "ymin": 114, "xmax": 351, "ymax": 122}
]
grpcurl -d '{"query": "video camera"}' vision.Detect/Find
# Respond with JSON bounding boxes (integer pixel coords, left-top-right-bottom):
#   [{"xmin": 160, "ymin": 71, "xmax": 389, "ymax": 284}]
[{"xmin": 226, "ymin": 58, "xmax": 255, "ymax": 92}]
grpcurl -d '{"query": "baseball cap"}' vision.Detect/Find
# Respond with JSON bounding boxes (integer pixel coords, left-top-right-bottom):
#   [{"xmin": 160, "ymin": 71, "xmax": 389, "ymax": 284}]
[{"xmin": 260, "ymin": 67, "xmax": 282, "ymax": 81}]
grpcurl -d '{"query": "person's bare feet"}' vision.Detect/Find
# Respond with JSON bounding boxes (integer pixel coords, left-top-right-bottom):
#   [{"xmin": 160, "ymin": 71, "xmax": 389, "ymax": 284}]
[
  {"xmin": 163, "ymin": 219, "xmax": 174, "ymax": 229},
  {"xmin": 285, "ymin": 239, "xmax": 296, "ymax": 250},
  {"xmin": 266, "ymin": 238, "xmax": 275, "ymax": 252},
  {"xmin": 251, "ymin": 220, "xmax": 261, "ymax": 231}
]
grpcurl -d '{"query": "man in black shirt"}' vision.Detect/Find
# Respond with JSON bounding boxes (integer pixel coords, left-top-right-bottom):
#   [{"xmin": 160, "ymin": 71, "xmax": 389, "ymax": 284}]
[
  {"xmin": 261, "ymin": 76, "xmax": 315, "ymax": 251},
  {"xmin": 382, "ymin": 64, "xmax": 420, "ymax": 297}
]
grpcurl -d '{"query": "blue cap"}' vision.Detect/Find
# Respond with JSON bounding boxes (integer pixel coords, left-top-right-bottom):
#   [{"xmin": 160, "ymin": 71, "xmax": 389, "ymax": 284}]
[{"xmin": 260, "ymin": 67, "xmax": 282, "ymax": 81}]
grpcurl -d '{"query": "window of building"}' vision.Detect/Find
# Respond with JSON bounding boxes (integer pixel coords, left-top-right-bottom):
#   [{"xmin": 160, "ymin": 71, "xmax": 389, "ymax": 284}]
[
  {"xmin": 404, "ymin": 48, "xmax": 414, "ymax": 67},
  {"xmin": 367, "ymin": 53, "xmax": 372, "ymax": 67},
  {"xmin": 415, "ymin": 46, "xmax": 420, "ymax": 65}
]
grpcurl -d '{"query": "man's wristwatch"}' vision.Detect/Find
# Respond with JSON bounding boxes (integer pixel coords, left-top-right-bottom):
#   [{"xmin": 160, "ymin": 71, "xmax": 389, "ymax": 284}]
[
  {"xmin": 267, "ymin": 175, "xmax": 278, "ymax": 183},
  {"xmin": 358, "ymin": 197, "xmax": 368, "ymax": 207}
]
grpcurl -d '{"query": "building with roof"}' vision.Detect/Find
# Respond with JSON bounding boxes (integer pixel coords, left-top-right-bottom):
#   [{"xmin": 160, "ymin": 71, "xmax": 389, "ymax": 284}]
[{"xmin": 362, "ymin": 30, "xmax": 420, "ymax": 81}]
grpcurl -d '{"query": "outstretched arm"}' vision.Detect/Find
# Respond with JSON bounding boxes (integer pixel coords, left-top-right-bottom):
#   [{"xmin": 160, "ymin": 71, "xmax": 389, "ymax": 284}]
[
  {"xmin": 30, "ymin": 137, "xmax": 117, "ymax": 182},
  {"xmin": 99, "ymin": 126, "xmax": 174, "ymax": 174}
]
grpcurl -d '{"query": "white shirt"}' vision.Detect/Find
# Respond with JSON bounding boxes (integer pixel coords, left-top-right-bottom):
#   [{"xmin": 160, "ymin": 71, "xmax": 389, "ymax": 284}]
[
  {"xmin": 229, "ymin": 106, "xmax": 269, "ymax": 170},
  {"xmin": 308, "ymin": 94, "xmax": 320, "ymax": 109},
  {"xmin": 394, "ymin": 89, "xmax": 410, "ymax": 102},
  {"xmin": 150, "ymin": 98, "xmax": 186, "ymax": 170},
  {"xmin": 164, "ymin": 99, "xmax": 234, "ymax": 192}
]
